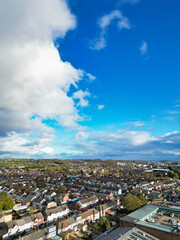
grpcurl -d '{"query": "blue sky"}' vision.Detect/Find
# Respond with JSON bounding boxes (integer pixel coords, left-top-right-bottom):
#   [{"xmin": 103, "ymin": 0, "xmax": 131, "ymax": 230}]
[{"xmin": 0, "ymin": 0, "xmax": 180, "ymax": 160}]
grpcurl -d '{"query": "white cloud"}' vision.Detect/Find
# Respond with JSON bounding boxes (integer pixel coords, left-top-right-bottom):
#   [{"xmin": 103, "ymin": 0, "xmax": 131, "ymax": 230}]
[
  {"xmin": 73, "ymin": 90, "xmax": 91, "ymax": 107},
  {"xmin": 86, "ymin": 73, "xmax": 96, "ymax": 81},
  {"xmin": 90, "ymin": 10, "xmax": 131, "ymax": 50},
  {"xmin": 139, "ymin": 41, "xmax": 148, "ymax": 55},
  {"xmin": 68, "ymin": 129, "xmax": 180, "ymax": 160},
  {"xmin": 75, "ymin": 131, "xmax": 89, "ymax": 140},
  {"xmin": 90, "ymin": 35, "xmax": 106, "ymax": 51},
  {"xmin": 124, "ymin": 121, "xmax": 145, "ymax": 127},
  {"xmin": 167, "ymin": 110, "xmax": 180, "ymax": 115},
  {"xmin": 108, "ymin": 130, "xmax": 153, "ymax": 146},
  {"xmin": 98, "ymin": 104, "xmax": 105, "ymax": 110},
  {"xmin": 0, "ymin": 0, "xmax": 95, "ymax": 157},
  {"xmin": 98, "ymin": 10, "xmax": 130, "ymax": 30},
  {"xmin": 0, "ymin": 132, "xmax": 54, "ymax": 157}
]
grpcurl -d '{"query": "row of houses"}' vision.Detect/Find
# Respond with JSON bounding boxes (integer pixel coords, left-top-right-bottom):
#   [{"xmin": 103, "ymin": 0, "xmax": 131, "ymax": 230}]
[
  {"xmin": 0, "ymin": 201, "xmax": 113, "ymax": 239},
  {"xmin": 0, "ymin": 204, "xmax": 70, "ymax": 239}
]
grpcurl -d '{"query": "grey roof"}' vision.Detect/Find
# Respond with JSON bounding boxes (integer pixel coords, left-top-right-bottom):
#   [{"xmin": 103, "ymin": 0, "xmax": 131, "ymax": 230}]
[
  {"xmin": 0, "ymin": 223, "xmax": 8, "ymax": 234},
  {"xmin": 137, "ymin": 221, "xmax": 173, "ymax": 233},
  {"xmin": 68, "ymin": 217, "xmax": 76, "ymax": 225},
  {"xmin": 120, "ymin": 215, "xmax": 139, "ymax": 224},
  {"xmin": 78, "ymin": 195, "xmax": 98, "ymax": 205},
  {"xmin": 16, "ymin": 216, "xmax": 32, "ymax": 226},
  {"xmin": 98, "ymin": 226, "xmax": 160, "ymax": 240},
  {"xmin": 31, "ymin": 212, "xmax": 44, "ymax": 221},
  {"xmin": 19, "ymin": 229, "xmax": 47, "ymax": 240},
  {"xmin": 128, "ymin": 205, "xmax": 159, "ymax": 221},
  {"xmin": 45, "ymin": 206, "xmax": 64, "ymax": 216},
  {"xmin": 6, "ymin": 220, "xmax": 16, "ymax": 229}
]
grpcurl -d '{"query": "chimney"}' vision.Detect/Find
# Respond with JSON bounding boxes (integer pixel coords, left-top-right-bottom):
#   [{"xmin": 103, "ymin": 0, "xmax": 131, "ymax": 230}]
[{"xmin": 93, "ymin": 209, "xmax": 95, "ymax": 221}]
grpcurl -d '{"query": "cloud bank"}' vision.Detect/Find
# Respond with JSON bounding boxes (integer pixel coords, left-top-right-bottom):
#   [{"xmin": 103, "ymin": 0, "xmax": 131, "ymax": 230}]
[
  {"xmin": 0, "ymin": 0, "xmax": 93, "ymax": 156},
  {"xmin": 67, "ymin": 130, "xmax": 180, "ymax": 160}
]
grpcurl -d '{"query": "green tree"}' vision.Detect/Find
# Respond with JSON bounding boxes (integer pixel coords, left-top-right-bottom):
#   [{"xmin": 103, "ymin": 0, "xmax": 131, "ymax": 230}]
[
  {"xmin": 37, "ymin": 181, "xmax": 47, "ymax": 189},
  {"xmin": 122, "ymin": 194, "xmax": 142, "ymax": 212},
  {"xmin": 104, "ymin": 218, "xmax": 111, "ymax": 230},
  {"xmin": 0, "ymin": 192, "xmax": 14, "ymax": 210},
  {"xmin": 57, "ymin": 185, "xmax": 66, "ymax": 194},
  {"xmin": 93, "ymin": 222, "xmax": 99, "ymax": 231},
  {"xmin": 99, "ymin": 217, "xmax": 111, "ymax": 231},
  {"xmin": 168, "ymin": 171, "xmax": 179, "ymax": 179},
  {"xmin": 137, "ymin": 194, "xmax": 147, "ymax": 205},
  {"xmin": 29, "ymin": 205, "xmax": 36, "ymax": 214},
  {"xmin": 80, "ymin": 169, "xmax": 84, "ymax": 175}
]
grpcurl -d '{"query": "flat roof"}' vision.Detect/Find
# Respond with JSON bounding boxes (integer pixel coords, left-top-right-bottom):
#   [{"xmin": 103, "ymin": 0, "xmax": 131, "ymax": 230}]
[
  {"xmin": 122, "ymin": 204, "xmax": 180, "ymax": 235},
  {"xmin": 99, "ymin": 227, "xmax": 133, "ymax": 240},
  {"xmin": 136, "ymin": 220, "xmax": 172, "ymax": 233},
  {"xmin": 128, "ymin": 205, "xmax": 159, "ymax": 221},
  {"xmin": 159, "ymin": 205, "xmax": 180, "ymax": 212},
  {"xmin": 13, "ymin": 205, "xmax": 29, "ymax": 211}
]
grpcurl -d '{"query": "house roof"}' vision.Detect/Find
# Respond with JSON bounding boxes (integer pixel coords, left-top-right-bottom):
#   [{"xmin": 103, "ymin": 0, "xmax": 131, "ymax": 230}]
[
  {"xmin": 105, "ymin": 209, "xmax": 113, "ymax": 215},
  {"xmin": 33, "ymin": 197, "xmax": 45, "ymax": 203},
  {"xmin": 6, "ymin": 220, "xmax": 16, "ymax": 229},
  {"xmin": 59, "ymin": 229, "xmax": 73, "ymax": 238},
  {"xmin": 16, "ymin": 216, "xmax": 32, "ymax": 226},
  {"xmin": 57, "ymin": 217, "xmax": 76, "ymax": 229},
  {"xmin": 31, "ymin": 212, "xmax": 44, "ymax": 221},
  {"xmin": 45, "ymin": 206, "xmax": 65, "ymax": 216},
  {"xmin": 80, "ymin": 208, "xmax": 98, "ymax": 219},
  {"xmin": 98, "ymin": 203, "xmax": 108, "ymax": 211},
  {"xmin": 78, "ymin": 195, "xmax": 98, "ymax": 205},
  {"xmin": 13, "ymin": 205, "xmax": 29, "ymax": 211},
  {"xmin": 19, "ymin": 229, "xmax": 47, "ymax": 240},
  {"xmin": 58, "ymin": 219, "xmax": 70, "ymax": 229}
]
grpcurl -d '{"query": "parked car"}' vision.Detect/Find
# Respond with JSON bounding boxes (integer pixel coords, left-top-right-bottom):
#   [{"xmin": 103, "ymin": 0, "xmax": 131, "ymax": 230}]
[
  {"xmin": 148, "ymin": 219, "xmax": 154, "ymax": 223},
  {"xmin": 170, "ymin": 213, "xmax": 174, "ymax": 217}
]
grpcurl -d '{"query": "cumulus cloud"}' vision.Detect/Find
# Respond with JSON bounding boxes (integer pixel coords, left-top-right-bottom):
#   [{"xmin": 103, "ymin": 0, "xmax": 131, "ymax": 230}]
[
  {"xmin": 73, "ymin": 90, "xmax": 91, "ymax": 107},
  {"xmin": 90, "ymin": 10, "xmax": 131, "ymax": 50},
  {"xmin": 139, "ymin": 41, "xmax": 148, "ymax": 55},
  {"xmin": 98, "ymin": 104, "xmax": 105, "ymax": 110},
  {"xmin": 0, "ymin": 0, "xmax": 95, "ymax": 156},
  {"xmin": 67, "ymin": 130, "xmax": 180, "ymax": 160},
  {"xmin": 0, "ymin": 132, "xmax": 54, "ymax": 158}
]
